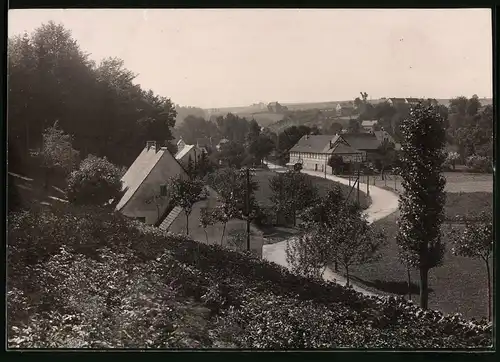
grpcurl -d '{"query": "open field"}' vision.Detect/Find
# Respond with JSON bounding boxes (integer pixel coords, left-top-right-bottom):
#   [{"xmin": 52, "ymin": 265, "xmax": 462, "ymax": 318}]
[
  {"xmin": 237, "ymin": 112, "xmax": 285, "ymax": 127},
  {"xmin": 347, "ymin": 191, "xmax": 493, "ymax": 320},
  {"xmin": 339, "ymin": 172, "xmax": 493, "ymax": 194}
]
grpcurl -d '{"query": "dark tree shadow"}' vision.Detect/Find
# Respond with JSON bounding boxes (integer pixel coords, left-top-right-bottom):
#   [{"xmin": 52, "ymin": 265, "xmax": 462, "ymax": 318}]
[{"xmin": 350, "ymin": 275, "xmax": 434, "ymax": 295}]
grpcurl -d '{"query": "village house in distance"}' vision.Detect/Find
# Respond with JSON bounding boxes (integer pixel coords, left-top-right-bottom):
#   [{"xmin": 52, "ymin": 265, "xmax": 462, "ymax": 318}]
[{"xmin": 288, "ymin": 122, "xmax": 398, "ymax": 172}]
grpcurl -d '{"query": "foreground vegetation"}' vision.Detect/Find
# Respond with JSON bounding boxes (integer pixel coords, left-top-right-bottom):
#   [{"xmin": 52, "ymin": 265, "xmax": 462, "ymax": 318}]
[{"xmin": 7, "ymin": 203, "xmax": 492, "ymax": 349}]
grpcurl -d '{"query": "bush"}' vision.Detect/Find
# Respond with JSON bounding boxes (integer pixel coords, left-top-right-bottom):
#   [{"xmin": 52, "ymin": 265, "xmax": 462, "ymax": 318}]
[
  {"xmin": 253, "ymin": 206, "xmax": 275, "ymax": 227},
  {"xmin": 465, "ymin": 155, "xmax": 493, "ymax": 173},
  {"xmin": 66, "ymin": 155, "xmax": 124, "ymax": 206},
  {"xmin": 7, "ymin": 202, "xmax": 493, "ymax": 349}
]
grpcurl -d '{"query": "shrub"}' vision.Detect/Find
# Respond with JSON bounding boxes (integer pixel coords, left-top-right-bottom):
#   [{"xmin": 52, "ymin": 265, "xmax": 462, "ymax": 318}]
[
  {"xmin": 253, "ymin": 206, "xmax": 275, "ymax": 227},
  {"xmin": 66, "ymin": 155, "xmax": 123, "ymax": 206},
  {"xmin": 7, "ymin": 202, "xmax": 493, "ymax": 349},
  {"xmin": 465, "ymin": 155, "xmax": 492, "ymax": 173}
]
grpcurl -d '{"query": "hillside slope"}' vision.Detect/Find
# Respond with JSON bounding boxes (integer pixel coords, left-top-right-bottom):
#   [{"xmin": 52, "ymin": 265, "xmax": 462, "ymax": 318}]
[{"xmin": 7, "ymin": 203, "xmax": 492, "ymax": 349}]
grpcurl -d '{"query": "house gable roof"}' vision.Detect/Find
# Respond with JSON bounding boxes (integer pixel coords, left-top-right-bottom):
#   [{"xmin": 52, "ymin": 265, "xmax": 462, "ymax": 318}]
[
  {"xmin": 116, "ymin": 146, "xmax": 187, "ymax": 211},
  {"xmin": 175, "ymin": 144, "xmax": 195, "ymax": 161},
  {"xmin": 289, "ymin": 135, "xmax": 340, "ymax": 154},
  {"xmin": 332, "ymin": 142, "xmax": 364, "ymax": 155},
  {"xmin": 341, "ymin": 133, "xmax": 382, "ymax": 150}
]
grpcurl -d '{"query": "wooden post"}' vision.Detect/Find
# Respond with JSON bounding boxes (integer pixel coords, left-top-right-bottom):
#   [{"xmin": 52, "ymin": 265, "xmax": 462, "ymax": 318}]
[
  {"xmin": 366, "ymin": 173, "xmax": 370, "ymax": 197},
  {"xmin": 246, "ymin": 168, "xmax": 251, "ymax": 252},
  {"xmin": 357, "ymin": 163, "xmax": 360, "ymax": 206}
]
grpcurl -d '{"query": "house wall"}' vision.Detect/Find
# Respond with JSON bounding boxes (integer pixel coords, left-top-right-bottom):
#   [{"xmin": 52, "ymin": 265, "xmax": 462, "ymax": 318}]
[
  {"xmin": 121, "ymin": 149, "xmax": 188, "ymax": 225},
  {"xmin": 289, "ymin": 151, "xmax": 330, "ymax": 172},
  {"xmin": 289, "ymin": 150, "xmax": 366, "ymax": 171}
]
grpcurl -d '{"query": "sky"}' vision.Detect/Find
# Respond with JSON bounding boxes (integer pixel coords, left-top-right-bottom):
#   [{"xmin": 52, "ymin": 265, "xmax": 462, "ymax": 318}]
[{"xmin": 9, "ymin": 9, "xmax": 492, "ymax": 109}]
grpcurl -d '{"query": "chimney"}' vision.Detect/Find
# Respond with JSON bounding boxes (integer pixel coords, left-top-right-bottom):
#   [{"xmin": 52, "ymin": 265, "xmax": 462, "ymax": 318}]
[{"xmin": 146, "ymin": 141, "xmax": 157, "ymax": 152}]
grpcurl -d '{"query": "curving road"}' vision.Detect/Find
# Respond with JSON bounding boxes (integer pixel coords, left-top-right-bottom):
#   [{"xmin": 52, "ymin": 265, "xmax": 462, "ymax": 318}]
[{"xmin": 262, "ymin": 161, "xmax": 399, "ymax": 296}]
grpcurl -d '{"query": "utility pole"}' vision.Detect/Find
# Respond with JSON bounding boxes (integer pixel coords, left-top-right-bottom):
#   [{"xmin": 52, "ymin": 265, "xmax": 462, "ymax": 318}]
[
  {"xmin": 246, "ymin": 167, "xmax": 251, "ymax": 252},
  {"xmin": 366, "ymin": 172, "xmax": 370, "ymax": 197},
  {"xmin": 357, "ymin": 161, "xmax": 360, "ymax": 206}
]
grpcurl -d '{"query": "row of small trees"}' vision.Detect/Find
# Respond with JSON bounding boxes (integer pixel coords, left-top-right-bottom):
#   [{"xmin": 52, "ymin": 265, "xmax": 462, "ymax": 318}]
[{"xmin": 285, "ymin": 185, "xmax": 386, "ymax": 285}]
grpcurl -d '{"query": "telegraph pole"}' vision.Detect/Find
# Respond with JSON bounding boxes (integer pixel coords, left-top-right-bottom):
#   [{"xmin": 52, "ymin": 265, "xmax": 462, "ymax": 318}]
[
  {"xmin": 246, "ymin": 167, "xmax": 251, "ymax": 252},
  {"xmin": 357, "ymin": 161, "xmax": 360, "ymax": 206},
  {"xmin": 366, "ymin": 172, "xmax": 370, "ymax": 197}
]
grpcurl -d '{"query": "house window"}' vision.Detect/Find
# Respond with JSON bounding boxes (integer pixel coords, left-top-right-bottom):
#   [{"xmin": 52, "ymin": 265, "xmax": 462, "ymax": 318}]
[{"xmin": 160, "ymin": 184, "xmax": 167, "ymax": 197}]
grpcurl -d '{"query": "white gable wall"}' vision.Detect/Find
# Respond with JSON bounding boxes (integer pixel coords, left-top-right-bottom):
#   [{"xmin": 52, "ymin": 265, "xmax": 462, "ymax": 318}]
[
  {"xmin": 177, "ymin": 146, "xmax": 202, "ymax": 168},
  {"xmin": 121, "ymin": 148, "xmax": 188, "ymax": 225}
]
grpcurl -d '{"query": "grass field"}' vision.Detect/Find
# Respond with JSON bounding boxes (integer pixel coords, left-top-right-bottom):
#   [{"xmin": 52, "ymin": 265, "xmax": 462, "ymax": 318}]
[
  {"xmin": 348, "ymin": 191, "xmax": 493, "ymax": 320},
  {"xmin": 253, "ymin": 170, "xmax": 371, "ymax": 209},
  {"xmin": 341, "ymin": 172, "xmax": 493, "ymax": 194}
]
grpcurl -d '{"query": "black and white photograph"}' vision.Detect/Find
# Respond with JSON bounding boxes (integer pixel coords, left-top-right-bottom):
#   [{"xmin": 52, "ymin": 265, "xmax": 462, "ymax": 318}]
[{"xmin": 6, "ymin": 8, "xmax": 494, "ymax": 350}]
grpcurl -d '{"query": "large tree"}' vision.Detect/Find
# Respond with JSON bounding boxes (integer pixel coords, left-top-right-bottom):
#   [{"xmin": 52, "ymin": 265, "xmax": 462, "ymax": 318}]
[
  {"xmin": 8, "ymin": 21, "xmax": 177, "ymax": 173},
  {"xmin": 35, "ymin": 121, "xmax": 80, "ymax": 189},
  {"xmin": 396, "ymin": 103, "xmax": 447, "ymax": 310},
  {"xmin": 177, "ymin": 115, "xmax": 220, "ymax": 145},
  {"xmin": 269, "ymin": 170, "xmax": 318, "ymax": 226},
  {"xmin": 377, "ymin": 138, "xmax": 396, "ymax": 179}
]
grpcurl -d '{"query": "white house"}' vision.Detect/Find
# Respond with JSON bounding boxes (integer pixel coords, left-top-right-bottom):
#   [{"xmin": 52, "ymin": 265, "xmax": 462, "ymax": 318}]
[
  {"xmin": 116, "ymin": 141, "xmax": 188, "ymax": 225},
  {"xmin": 175, "ymin": 138, "xmax": 205, "ymax": 168},
  {"xmin": 216, "ymin": 138, "xmax": 229, "ymax": 151},
  {"xmin": 288, "ymin": 134, "xmax": 365, "ymax": 172},
  {"xmin": 361, "ymin": 120, "xmax": 378, "ymax": 132}
]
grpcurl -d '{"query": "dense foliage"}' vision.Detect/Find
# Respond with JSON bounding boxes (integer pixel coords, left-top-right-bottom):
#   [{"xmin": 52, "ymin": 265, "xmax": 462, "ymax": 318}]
[
  {"xmin": 8, "ymin": 22, "xmax": 176, "ymax": 172},
  {"xmin": 289, "ymin": 185, "xmax": 386, "ymax": 284},
  {"xmin": 396, "ymin": 103, "xmax": 447, "ymax": 310},
  {"xmin": 7, "ymin": 203, "xmax": 492, "ymax": 348},
  {"xmin": 66, "ymin": 154, "xmax": 123, "ymax": 207},
  {"xmin": 269, "ymin": 170, "xmax": 319, "ymax": 226}
]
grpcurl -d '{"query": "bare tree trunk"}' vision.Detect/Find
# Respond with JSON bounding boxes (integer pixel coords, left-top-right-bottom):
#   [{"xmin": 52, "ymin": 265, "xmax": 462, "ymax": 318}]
[
  {"xmin": 407, "ymin": 265, "xmax": 412, "ymax": 301},
  {"xmin": 485, "ymin": 258, "xmax": 491, "ymax": 321},
  {"xmin": 419, "ymin": 267, "xmax": 429, "ymax": 310},
  {"xmin": 220, "ymin": 222, "xmax": 227, "ymax": 246},
  {"xmin": 185, "ymin": 212, "xmax": 189, "ymax": 235},
  {"xmin": 334, "ymin": 259, "xmax": 338, "ymax": 272},
  {"xmin": 204, "ymin": 228, "xmax": 209, "ymax": 244},
  {"xmin": 345, "ymin": 265, "xmax": 350, "ymax": 286}
]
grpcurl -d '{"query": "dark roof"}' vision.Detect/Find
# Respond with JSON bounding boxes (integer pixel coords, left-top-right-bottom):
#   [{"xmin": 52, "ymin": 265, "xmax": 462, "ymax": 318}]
[
  {"xmin": 289, "ymin": 135, "xmax": 339, "ymax": 153},
  {"xmin": 332, "ymin": 142, "xmax": 364, "ymax": 155},
  {"xmin": 341, "ymin": 133, "xmax": 382, "ymax": 150}
]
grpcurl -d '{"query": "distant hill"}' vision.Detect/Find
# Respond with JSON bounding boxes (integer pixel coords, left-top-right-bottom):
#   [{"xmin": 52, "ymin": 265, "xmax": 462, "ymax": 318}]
[{"xmin": 201, "ymin": 97, "xmax": 493, "ymax": 131}]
